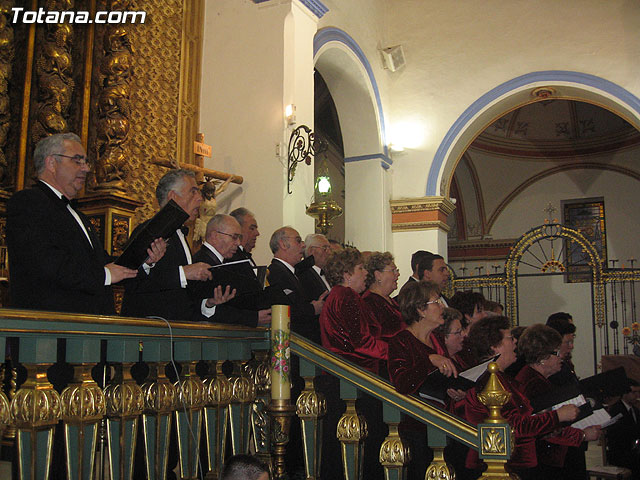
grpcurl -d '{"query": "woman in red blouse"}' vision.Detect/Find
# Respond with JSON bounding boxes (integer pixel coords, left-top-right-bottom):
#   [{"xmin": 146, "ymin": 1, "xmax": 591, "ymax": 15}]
[
  {"xmin": 463, "ymin": 316, "xmax": 580, "ymax": 480},
  {"xmin": 319, "ymin": 247, "xmax": 388, "ymax": 374},
  {"xmin": 515, "ymin": 324, "xmax": 600, "ymax": 478},
  {"xmin": 362, "ymin": 251, "xmax": 405, "ymax": 342}
]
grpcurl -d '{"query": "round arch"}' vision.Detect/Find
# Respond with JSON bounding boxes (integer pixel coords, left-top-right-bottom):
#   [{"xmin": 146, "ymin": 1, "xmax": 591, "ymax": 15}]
[
  {"xmin": 313, "ymin": 27, "xmax": 389, "ymax": 162},
  {"xmin": 429, "ymin": 71, "xmax": 640, "ymax": 197}
]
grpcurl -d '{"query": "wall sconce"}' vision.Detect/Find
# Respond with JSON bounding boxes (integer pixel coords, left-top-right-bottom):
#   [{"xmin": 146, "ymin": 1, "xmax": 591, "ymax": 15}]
[
  {"xmin": 287, "ymin": 125, "xmax": 326, "ymax": 194},
  {"xmin": 285, "ymin": 104, "xmax": 296, "ymax": 125},
  {"xmin": 306, "ymin": 158, "xmax": 343, "ymax": 234}
]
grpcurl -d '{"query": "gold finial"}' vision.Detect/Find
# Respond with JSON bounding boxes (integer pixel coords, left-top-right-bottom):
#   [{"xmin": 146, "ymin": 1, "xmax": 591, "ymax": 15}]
[{"xmin": 477, "ymin": 362, "xmax": 511, "ymax": 424}]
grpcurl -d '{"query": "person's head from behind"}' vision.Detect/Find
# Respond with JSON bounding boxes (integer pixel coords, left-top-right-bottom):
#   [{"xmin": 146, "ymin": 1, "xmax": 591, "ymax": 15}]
[
  {"xmin": 221, "ymin": 454, "xmax": 269, "ymax": 480},
  {"xmin": 450, "ymin": 290, "xmax": 487, "ymax": 326}
]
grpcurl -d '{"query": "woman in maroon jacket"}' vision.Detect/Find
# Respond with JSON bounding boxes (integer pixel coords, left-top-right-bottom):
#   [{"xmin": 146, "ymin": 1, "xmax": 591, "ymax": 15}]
[
  {"xmin": 463, "ymin": 316, "xmax": 580, "ymax": 480},
  {"xmin": 319, "ymin": 247, "xmax": 388, "ymax": 374},
  {"xmin": 515, "ymin": 324, "xmax": 600, "ymax": 478}
]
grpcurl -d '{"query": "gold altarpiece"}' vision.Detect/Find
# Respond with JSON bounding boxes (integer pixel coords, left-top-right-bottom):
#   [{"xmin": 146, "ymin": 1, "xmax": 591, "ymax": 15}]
[{"xmin": 0, "ymin": 0, "xmax": 235, "ymax": 273}]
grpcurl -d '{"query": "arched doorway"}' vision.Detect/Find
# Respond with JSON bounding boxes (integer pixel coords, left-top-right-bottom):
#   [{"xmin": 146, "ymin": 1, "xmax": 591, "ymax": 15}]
[{"xmin": 313, "ymin": 28, "xmax": 393, "ymax": 251}]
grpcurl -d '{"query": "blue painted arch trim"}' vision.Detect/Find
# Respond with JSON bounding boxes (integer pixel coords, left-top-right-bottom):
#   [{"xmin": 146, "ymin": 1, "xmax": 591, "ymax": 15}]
[
  {"xmin": 428, "ymin": 70, "xmax": 640, "ymax": 195},
  {"xmin": 314, "ymin": 27, "xmax": 388, "ymax": 157}
]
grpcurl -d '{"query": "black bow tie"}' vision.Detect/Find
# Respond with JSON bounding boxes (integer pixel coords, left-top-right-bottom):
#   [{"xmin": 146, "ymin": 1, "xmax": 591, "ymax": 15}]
[
  {"xmin": 320, "ymin": 269, "xmax": 326, "ymax": 277},
  {"xmin": 179, "ymin": 226, "xmax": 189, "ymax": 236},
  {"xmin": 60, "ymin": 195, "xmax": 78, "ymax": 209}
]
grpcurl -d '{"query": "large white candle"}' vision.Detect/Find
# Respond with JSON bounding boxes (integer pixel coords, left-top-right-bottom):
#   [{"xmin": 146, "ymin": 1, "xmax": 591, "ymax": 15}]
[{"xmin": 270, "ymin": 304, "xmax": 291, "ymax": 400}]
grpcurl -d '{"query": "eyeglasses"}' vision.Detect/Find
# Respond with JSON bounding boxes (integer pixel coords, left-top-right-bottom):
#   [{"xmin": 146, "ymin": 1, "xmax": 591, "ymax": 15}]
[
  {"xmin": 550, "ymin": 350, "xmax": 561, "ymax": 357},
  {"xmin": 381, "ymin": 268, "xmax": 400, "ymax": 274},
  {"xmin": 284, "ymin": 236, "xmax": 303, "ymax": 244},
  {"xmin": 215, "ymin": 230, "xmax": 242, "ymax": 241},
  {"xmin": 425, "ymin": 298, "xmax": 443, "ymax": 306},
  {"xmin": 447, "ymin": 328, "xmax": 464, "ymax": 337},
  {"xmin": 312, "ymin": 245, "xmax": 331, "ymax": 251},
  {"xmin": 53, "ymin": 153, "xmax": 91, "ymax": 167}
]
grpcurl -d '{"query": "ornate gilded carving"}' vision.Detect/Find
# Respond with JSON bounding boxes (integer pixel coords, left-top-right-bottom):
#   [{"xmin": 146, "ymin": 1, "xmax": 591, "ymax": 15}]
[
  {"xmin": 95, "ymin": 0, "xmax": 134, "ymax": 188},
  {"xmin": 230, "ymin": 375, "xmax": 256, "ymax": 404},
  {"xmin": 0, "ymin": 1, "xmax": 14, "ymax": 185},
  {"xmin": 175, "ymin": 369, "xmax": 206, "ymax": 409},
  {"xmin": 142, "ymin": 374, "xmax": 177, "ymax": 413},
  {"xmin": 61, "ymin": 380, "xmax": 106, "ymax": 422},
  {"xmin": 251, "ymin": 399, "xmax": 269, "ymax": 451},
  {"xmin": 32, "ymin": 0, "xmax": 74, "ymax": 147},
  {"xmin": 379, "ymin": 424, "xmax": 409, "ymax": 467},
  {"xmin": 426, "ymin": 447, "xmax": 455, "ymax": 480},
  {"xmin": 204, "ymin": 374, "xmax": 232, "ymax": 406},
  {"xmin": 111, "ymin": 214, "xmax": 129, "ymax": 255},
  {"xmin": 296, "ymin": 389, "xmax": 326, "ymax": 418},
  {"xmin": 104, "ymin": 379, "xmax": 144, "ymax": 417},
  {"xmin": 337, "ymin": 403, "xmax": 368, "ymax": 442},
  {"xmin": 267, "ymin": 400, "xmax": 296, "ymax": 479},
  {"xmin": 0, "ymin": 389, "xmax": 10, "ymax": 436},
  {"xmin": 10, "ymin": 366, "xmax": 61, "ymax": 428}
]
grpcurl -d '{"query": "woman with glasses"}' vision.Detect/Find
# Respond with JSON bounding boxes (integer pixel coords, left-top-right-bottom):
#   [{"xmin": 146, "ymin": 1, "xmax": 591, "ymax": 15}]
[
  {"xmin": 462, "ymin": 316, "xmax": 580, "ymax": 480},
  {"xmin": 362, "ymin": 252, "xmax": 405, "ymax": 346},
  {"xmin": 387, "ymin": 280, "xmax": 453, "ymax": 480},
  {"xmin": 515, "ymin": 324, "xmax": 601, "ymax": 478}
]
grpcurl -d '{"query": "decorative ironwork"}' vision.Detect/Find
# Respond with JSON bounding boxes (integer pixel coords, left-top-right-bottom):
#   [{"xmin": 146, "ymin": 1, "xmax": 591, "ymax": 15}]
[{"xmin": 287, "ymin": 125, "xmax": 327, "ymax": 194}]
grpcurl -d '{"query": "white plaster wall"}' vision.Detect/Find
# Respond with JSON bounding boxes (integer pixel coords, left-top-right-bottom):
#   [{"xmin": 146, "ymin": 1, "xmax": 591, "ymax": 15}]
[
  {"xmin": 383, "ymin": 0, "xmax": 640, "ymax": 197},
  {"xmin": 200, "ymin": 0, "xmax": 317, "ymax": 265}
]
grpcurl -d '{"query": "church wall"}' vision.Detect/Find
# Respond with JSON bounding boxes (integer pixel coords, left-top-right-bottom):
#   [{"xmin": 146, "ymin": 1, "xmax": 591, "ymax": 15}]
[
  {"xmin": 383, "ymin": 0, "xmax": 640, "ymax": 199},
  {"xmin": 199, "ymin": 0, "xmax": 317, "ymax": 265}
]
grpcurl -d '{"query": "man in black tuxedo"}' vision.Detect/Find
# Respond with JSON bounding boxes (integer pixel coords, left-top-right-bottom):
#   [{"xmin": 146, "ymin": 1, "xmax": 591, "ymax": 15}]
[
  {"xmin": 121, "ymin": 169, "xmax": 232, "ymax": 321},
  {"xmin": 193, "ymin": 214, "xmax": 271, "ymax": 327},
  {"xmin": 266, "ymin": 227, "xmax": 325, "ymax": 341},
  {"xmin": 607, "ymin": 380, "xmax": 640, "ymax": 476},
  {"xmin": 297, "ymin": 233, "xmax": 331, "ymax": 305},
  {"xmin": 229, "ymin": 207, "xmax": 260, "ymax": 264},
  {"xmin": 400, "ymin": 250, "xmax": 430, "ymax": 292},
  {"xmin": 6, "ymin": 132, "xmax": 142, "ymax": 314}
]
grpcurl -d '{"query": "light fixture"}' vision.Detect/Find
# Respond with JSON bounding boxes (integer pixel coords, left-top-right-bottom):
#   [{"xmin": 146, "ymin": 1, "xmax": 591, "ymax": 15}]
[
  {"xmin": 285, "ymin": 104, "xmax": 296, "ymax": 125},
  {"xmin": 306, "ymin": 158, "xmax": 343, "ymax": 234},
  {"xmin": 287, "ymin": 125, "xmax": 326, "ymax": 194}
]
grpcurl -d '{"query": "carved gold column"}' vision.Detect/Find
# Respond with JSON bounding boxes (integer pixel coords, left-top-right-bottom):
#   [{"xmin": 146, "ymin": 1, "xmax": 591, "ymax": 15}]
[
  {"xmin": 32, "ymin": 0, "xmax": 74, "ymax": 145},
  {"xmin": 94, "ymin": 0, "xmax": 133, "ymax": 189},
  {"xmin": 0, "ymin": 2, "xmax": 14, "ymax": 188},
  {"xmin": 105, "ymin": 341, "xmax": 144, "ymax": 480},
  {"xmin": 247, "ymin": 350, "xmax": 272, "ymax": 467},
  {"xmin": 141, "ymin": 342, "xmax": 177, "ymax": 480},
  {"xmin": 61, "ymin": 338, "xmax": 106, "ymax": 480},
  {"xmin": 268, "ymin": 399, "xmax": 296, "ymax": 480},
  {"xmin": 478, "ymin": 362, "xmax": 514, "ymax": 480},
  {"xmin": 10, "ymin": 338, "xmax": 61, "ymax": 480},
  {"xmin": 296, "ymin": 371, "xmax": 326, "ymax": 479},
  {"xmin": 174, "ymin": 341, "xmax": 206, "ymax": 480},
  {"xmin": 379, "ymin": 421, "xmax": 410, "ymax": 480},
  {"xmin": 337, "ymin": 396, "xmax": 367, "ymax": 480}
]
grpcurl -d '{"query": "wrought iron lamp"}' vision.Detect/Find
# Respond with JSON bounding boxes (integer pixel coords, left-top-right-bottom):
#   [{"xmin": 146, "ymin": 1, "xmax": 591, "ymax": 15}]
[
  {"xmin": 287, "ymin": 125, "xmax": 327, "ymax": 194},
  {"xmin": 306, "ymin": 159, "xmax": 343, "ymax": 234}
]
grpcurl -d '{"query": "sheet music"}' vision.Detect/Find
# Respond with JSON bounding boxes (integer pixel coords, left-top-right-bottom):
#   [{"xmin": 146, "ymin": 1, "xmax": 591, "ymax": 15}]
[
  {"xmin": 459, "ymin": 355, "xmax": 499, "ymax": 382},
  {"xmin": 551, "ymin": 394, "xmax": 587, "ymax": 410},
  {"xmin": 571, "ymin": 408, "xmax": 611, "ymax": 429}
]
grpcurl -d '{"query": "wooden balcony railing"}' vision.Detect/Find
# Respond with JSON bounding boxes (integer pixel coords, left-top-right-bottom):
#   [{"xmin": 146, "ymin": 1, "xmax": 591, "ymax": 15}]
[{"xmin": 0, "ymin": 307, "xmax": 513, "ymax": 480}]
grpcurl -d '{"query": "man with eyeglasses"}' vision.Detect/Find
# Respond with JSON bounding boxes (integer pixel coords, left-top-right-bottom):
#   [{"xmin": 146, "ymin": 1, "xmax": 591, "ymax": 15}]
[
  {"xmin": 122, "ymin": 169, "xmax": 234, "ymax": 321},
  {"xmin": 267, "ymin": 227, "xmax": 325, "ymax": 340},
  {"xmin": 6, "ymin": 132, "xmax": 155, "ymax": 314},
  {"xmin": 192, "ymin": 214, "xmax": 271, "ymax": 327}
]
